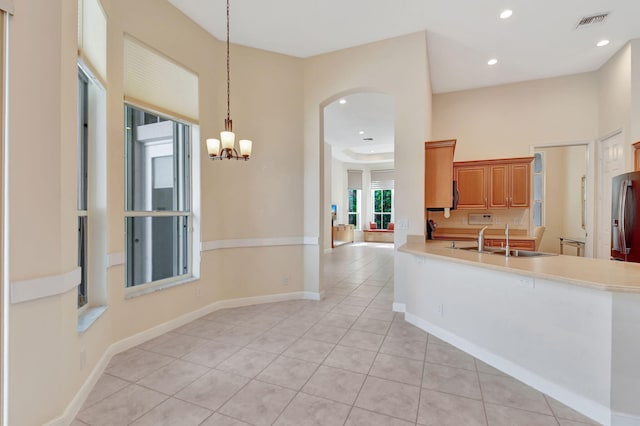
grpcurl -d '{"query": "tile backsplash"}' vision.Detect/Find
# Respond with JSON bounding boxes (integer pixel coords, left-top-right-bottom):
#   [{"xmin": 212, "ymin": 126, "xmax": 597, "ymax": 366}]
[{"xmin": 427, "ymin": 209, "xmax": 530, "ymax": 231}]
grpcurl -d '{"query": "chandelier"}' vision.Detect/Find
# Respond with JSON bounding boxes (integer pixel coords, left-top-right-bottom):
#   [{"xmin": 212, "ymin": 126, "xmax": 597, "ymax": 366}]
[{"xmin": 206, "ymin": 0, "xmax": 252, "ymax": 161}]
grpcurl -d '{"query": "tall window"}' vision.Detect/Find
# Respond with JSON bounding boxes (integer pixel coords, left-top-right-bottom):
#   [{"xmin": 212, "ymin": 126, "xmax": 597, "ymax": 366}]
[
  {"xmin": 347, "ymin": 169, "xmax": 363, "ymax": 230},
  {"xmin": 125, "ymin": 105, "xmax": 191, "ymax": 288},
  {"xmin": 77, "ymin": 70, "xmax": 89, "ymax": 307},
  {"xmin": 370, "ymin": 169, "xmax": 394, "ymax": 229},
  {"xmin": 372, "ymin": 189, "xmax": 393, "ymax": 229},
  {"xmin": 348, "ymin": 189, "xmax": 360, "ymax": 229},
  {"xmin": 533, "ymin": 152, "xmax": 544, "ymax": 227}
]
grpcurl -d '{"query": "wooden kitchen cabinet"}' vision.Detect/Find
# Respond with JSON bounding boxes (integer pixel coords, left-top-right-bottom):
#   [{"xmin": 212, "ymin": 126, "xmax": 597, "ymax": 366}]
[
  {"xmin": 455, "ymin": 165, "xmax": 487, "ymax": 208},
  {"xmin": 425, "ymin": 139, "xmax": 456, "ymax": 209},
  {"xmin": 634, "ymin": 141, "xmax": 640, "ymax": 172},
  {"xmin": 454, "ymin": 157, "xmax": 533, "ymax": 209}
]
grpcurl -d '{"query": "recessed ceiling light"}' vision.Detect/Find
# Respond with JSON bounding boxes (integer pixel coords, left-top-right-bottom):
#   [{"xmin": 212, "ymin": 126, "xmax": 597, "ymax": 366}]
[
  {"xmin": 596, "ymin": 39, "xmax": 610, "ymax": 47},
  {"xmin": 359, "ymin": 130, "xmax": 365, "ymax": 135},
  {"xmin": 488, "ymin": 58, "xmax": 498, "ymax": 66},
  {"xmin": 500, "ymin": 9, "xmax": 513, "ymax": 19},
  {"xmin": 339, "ymin": 99, "xmax": 347, "ymax": 104}
]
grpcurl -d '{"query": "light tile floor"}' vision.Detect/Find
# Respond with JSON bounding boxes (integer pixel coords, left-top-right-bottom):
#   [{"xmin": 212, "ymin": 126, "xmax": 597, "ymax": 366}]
[{"xmin": 74, "ymin": 243, "xmax": 601, "ymax": 426}]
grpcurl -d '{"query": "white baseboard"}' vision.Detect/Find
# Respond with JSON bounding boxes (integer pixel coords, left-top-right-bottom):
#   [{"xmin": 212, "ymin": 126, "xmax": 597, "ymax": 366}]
[
  {"xmin": 405, "ymin": 312, "xmax": 610, "ymax": 426},
  {"xmin": 303, "ymin": 291, "xmax": 322, "ymax": 301},
  {"xmin": 392, "ymin": 302, "xmax": 406, "ymax": 313},
  {"xmin": 45, "ymin": 291, "xmax": 310, "ymax": 426},
  {"xmin": 612, "ymin": 412, "xmax": 640, "ymax": 426}
]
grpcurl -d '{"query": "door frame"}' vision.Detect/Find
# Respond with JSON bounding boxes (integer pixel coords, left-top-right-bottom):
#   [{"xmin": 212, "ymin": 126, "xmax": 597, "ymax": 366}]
[
  {"xmin": 596, "ymin": 129, "xmax": 625, "ymax": 259},
  {"xmin": 530, "ymin": 139, "xmax": 596, "ymax": 258}
]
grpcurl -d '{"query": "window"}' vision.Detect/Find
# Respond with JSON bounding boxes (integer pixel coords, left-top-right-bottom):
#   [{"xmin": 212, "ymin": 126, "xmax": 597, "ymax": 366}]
[
  {"xmin": 533, "ymin": 152, "xmax": 544, "ymax": 227},
  {"xmin": 372, "ymin": 189, "xmax": 393, "ymax": 229},
  {"xmin": 348, "ymin": 189, "xmax": 360, "ymax": 229},
  {"xmin": 77, "ymin": 69, "xmax": 89, "ymax": 307},
  {"xmin": 347, "ymin": 169, "xmax": 363, "ymax": 230},
  {"xmin": 77, "ymin": 63, "xmax": 107, "ymax": 315},
  {"xmin": 125, "ymin": 104, "xmax": 191, "ymax": 289}
]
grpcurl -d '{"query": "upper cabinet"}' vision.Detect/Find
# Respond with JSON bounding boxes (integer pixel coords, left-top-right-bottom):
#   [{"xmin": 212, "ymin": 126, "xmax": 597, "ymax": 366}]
[
  {"xmin": 425, "ymin": 140, "xmax": 456, "ymax": 209},
  {"xmin": 454, "ymin": 157, "xmax": 533, "ymax": 209},
  {"xmin": 455, "ymin": 165, "xmax": 487, "ymax": 209}
]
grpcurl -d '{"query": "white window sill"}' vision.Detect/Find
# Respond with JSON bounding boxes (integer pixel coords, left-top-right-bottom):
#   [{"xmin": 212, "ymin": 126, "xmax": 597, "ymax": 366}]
[
  {"xmin": 78, "ymin": 305, "xmax": 109, "ymax": 333},
  {"xmin": 125, "ymin": 276, "xmax": 199, "ymax": 300}
]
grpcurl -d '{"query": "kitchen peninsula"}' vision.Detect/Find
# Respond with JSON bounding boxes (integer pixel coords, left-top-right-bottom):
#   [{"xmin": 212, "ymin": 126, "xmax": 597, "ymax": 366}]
[{"xmin": 397, "ymin": 237, "xmax": 640, "ymax": 426}]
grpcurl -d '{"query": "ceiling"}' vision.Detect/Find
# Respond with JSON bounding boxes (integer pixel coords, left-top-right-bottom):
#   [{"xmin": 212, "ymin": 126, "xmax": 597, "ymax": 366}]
[
  {"xmin": 169, "ymin": 0, "xmax": 640, "ymax": 162},
  {"xmin": 323, "ymin": 94, "xmax": 394, "ymax": 164}
]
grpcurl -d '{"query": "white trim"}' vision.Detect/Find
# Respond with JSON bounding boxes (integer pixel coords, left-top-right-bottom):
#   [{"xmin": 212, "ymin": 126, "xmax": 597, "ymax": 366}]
[
  {"xmin": 392, "ymin": 302, "xmax": 406, "ymax": 313},
  {"xmin": 323, "ymin": 248, "xmax": 332, "ymax": 254},
  {"xmin": 201, "ymin": 237, "xmax": 316, "ymax": 252},
  {"xmin": 611, "ymin": 412, "xmax": 640, "ymax": 426},
  {"xmin": 0, "ymin": 0, "xmax": 13, "ymax": 14},
  {"xmin": 107, "ymin": 252, "xmax": 125, "ymax": 268},
  {"xmin": 10, "ymin": 268, "xmax": 81, "ymax": 304},
  {"xmin": 404, "ymin": 312, "xmax": 610, "ymax": 426},
  {"xmin": 44, "ymin": 290, "xmax": 312, "ymax": 426},
  {"xmin": 2, "ymin": 11, "xmax": 10, "ymax": 426},
  {"xmin": 77, "ymin": 306, "xmax": 108, "ymax": 333},
  {"xmin": 303, "ymin": 291, "xmax": 321, "ymax": 301}
]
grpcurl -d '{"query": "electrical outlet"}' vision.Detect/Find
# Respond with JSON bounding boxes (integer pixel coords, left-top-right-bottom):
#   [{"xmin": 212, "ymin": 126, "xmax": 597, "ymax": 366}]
[
  {"xmin": 437, "ymin": 303, "xmax": 444, "ymax": 316},
  {"xmin": 195, "ymin": 286, "xmax": 201, "ymax": 297},
  {"xmin": 517, "ymin": 276, "xmax": 534, "ymax": 287},
  {"xmin": 283, "ymin": 276, "xmax": 289, "ymax": 286}
]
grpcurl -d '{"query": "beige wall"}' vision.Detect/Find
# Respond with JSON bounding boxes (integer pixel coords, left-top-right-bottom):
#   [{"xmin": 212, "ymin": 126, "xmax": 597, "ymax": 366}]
[
  {"xmin": 433, "ymin": 72, "xmax": 599, "ymax": 162},
  {"xmin": 533, "ymin": 147, "xmax": 583, "ymax": 254},
  {"xmin": 8, "ymin": 0, "xmax": 305, "ymax": 424},
  {"xmin": 598, "ymin": 43, "xmax": 631, "ymax": 140}
]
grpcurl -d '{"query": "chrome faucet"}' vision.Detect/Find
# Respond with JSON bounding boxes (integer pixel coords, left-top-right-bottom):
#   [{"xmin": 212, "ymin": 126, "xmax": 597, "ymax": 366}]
[
  {"xmin": 477, "ymin": 226, "xmax": 489, "ymax": 252},
  {"xmin": 505, "ymin": 224, "xmax": 510, "ymax": 257}
]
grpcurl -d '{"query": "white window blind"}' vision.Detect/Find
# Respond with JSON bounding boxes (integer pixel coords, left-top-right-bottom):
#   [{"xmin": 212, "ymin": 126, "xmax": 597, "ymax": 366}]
[
  {"xmin": 347, "ymin": 170, "xmax": 363, "ymax": 190},
  {"xmin": 124, "ymin": 36, "xmax": 199, "ymax": 123},
  {"xmin": 78, "ymin": 0, "xmax": 107, "ymax": 82},
  {"xmin": 370, "ymin": 169, "xmax": 395, "ymax": 190}
]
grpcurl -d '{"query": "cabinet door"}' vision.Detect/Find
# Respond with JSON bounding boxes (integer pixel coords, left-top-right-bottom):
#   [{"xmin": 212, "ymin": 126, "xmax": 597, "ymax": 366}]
[
  {"xmin": 425, "ymin": 140, "xmax": 455, "ymax": 208},
  {"xmin": 488, "ymin": 165, "xmax": 509, "ymax": 208},
  {"xmin": 510, "ymin": 163, "xmax": 530, "ymax": 207},
  {"xmin": 455, "ymin": 166, "xmax": 487, "ymax": 209}
]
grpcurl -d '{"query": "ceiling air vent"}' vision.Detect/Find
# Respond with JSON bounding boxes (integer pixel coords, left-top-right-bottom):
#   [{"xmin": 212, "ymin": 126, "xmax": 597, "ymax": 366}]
[
  {"xmin": 575, "ymin": 12, "xmax": 609, "ymax": 29},
  {"xmin": 363, "ymin": 137, "xmax": 373, "ymax": 141}
]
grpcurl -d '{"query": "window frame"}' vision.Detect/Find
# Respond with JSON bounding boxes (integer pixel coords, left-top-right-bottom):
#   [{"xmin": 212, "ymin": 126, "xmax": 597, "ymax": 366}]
[
  {"xmin": 371, "ymin": 188, "xmax": 394, "ymax": 229},
  {"xmin": 77, "ymin": 69, "xmax": 89, "ymax": 309},
  {"xmin": 347, "ymin": 188, "xmax": 361, "ymax": 230},
  {"xmin": 124, "ymin": 103, "xmax": 197, "ymax": 295},
  {"xmin": 533, "ymin": 152, "xmax": 544, "ymax": 227}
]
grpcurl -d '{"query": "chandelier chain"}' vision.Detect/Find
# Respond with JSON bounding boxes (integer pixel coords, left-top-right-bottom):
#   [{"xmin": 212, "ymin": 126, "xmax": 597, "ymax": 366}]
[{"xmin": 226, "ymin": 0, "xmax": 231, "ymax": 122}]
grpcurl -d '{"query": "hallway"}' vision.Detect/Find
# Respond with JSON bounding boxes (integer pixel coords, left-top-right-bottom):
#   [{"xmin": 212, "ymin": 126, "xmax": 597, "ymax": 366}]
[{"xmin": 73, "ymin": 243, "xmax": 599, "ymax": 425}]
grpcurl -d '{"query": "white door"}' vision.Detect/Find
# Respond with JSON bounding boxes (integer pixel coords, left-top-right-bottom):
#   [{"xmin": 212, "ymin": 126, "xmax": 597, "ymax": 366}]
[{"xmin": 596, "ymin": 132, "xmax": 625, "ymax": 259}]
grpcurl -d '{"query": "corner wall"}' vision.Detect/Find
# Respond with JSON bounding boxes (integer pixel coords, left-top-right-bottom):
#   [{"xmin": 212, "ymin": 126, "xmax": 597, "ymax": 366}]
[{"xmin": 303, "ymin": 31, "xmax": 432, "ymax": 300}]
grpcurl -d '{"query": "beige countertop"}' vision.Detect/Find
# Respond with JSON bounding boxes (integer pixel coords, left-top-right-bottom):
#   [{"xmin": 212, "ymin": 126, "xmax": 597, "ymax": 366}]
[{"xmin": 399, "ymin": 238, "xmax": 640, "ymax": 293}]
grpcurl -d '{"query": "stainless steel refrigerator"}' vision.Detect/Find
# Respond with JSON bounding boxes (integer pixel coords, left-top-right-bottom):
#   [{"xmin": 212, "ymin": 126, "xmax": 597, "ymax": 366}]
[{"xmin": 611, "ymin": 171, "xmax": 640, "ymax": 262}]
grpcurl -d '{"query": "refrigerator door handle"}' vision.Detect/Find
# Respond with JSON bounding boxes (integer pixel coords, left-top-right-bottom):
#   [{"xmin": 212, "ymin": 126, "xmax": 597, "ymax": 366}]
[{"xmin": 620, "ymin": 179, "xmax": 632, "ymax": 256}]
